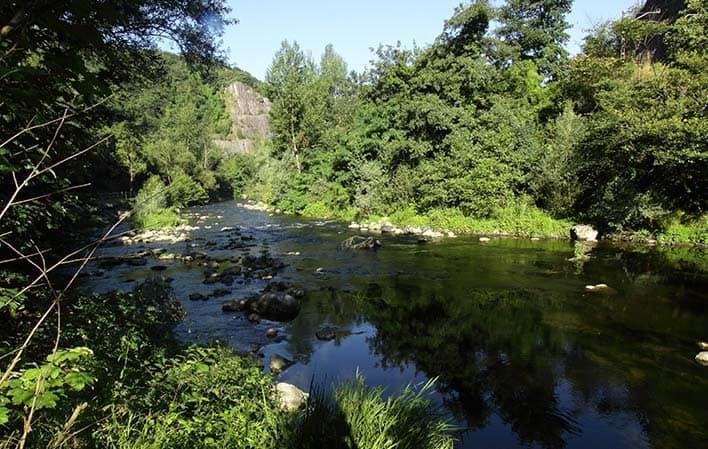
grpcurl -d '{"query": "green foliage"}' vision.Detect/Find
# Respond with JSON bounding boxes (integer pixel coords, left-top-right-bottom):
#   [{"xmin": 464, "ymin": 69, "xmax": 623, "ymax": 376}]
[
  {"xmin": 97, "ymin": 347, "xmax": 285, "ymax": 449},
  {"xmin": 656, "ymin": 214, "xmax": 708, "ymax": 245},
  {"xmin": 382, "ymin": 200, "xmax": 570, "ymax": 238},
  {"xmin": 132, "ymin": 176, "xmax": 181, "ymax": 230},
  {"xmin": 165, "ymin": 171, "xmax": 209, "ymax": 208},
  {"xmin": 0, "ymin": 348, "xmax": 94, "ymax": 418},
  {"xmin": 495, "ymin": 0, "xmax": 572, "ymax": 78},
  {"xmin": 219, "ymin": 154, "xmax": 256, "ymax": 197},
  {"xmin": 296, "ymin": 374, "xmax": 455, "ymax": 449}
]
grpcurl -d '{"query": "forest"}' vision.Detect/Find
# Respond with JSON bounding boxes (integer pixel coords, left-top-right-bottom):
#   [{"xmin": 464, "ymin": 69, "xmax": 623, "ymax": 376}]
[{"xmin": 0, "ymin": 0, "xmax": 706, "ymax": 448}]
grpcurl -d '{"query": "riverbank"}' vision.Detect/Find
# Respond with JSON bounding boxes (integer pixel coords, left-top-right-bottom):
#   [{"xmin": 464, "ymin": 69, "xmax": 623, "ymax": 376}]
[{"xmin": 230, "ymin": 199, "xmax": 707, "ymax": 247}]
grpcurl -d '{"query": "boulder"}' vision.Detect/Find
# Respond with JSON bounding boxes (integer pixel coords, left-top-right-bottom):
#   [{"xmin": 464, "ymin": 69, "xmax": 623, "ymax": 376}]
[
  {"xmin": 273, "ymin": 383, "xmax": 308, "ymax": 412},
  {"xmin": 479, "ymin": 237, "xmax": 490, "ymax": 243},
  {"xmin": 342, "ymin": 236, "xmax": 382, "ymax": 251},
  {"xmin": 699, "ymin": 342, "xmax": 708, "ymax": 350},
  {"xmin": 247, "ymin": 313, "xmax": 261, "ymax": 323},
  {"xmin": 696, "ymin": 352, "xmax": 708, "ymax": 366},
  {"xmin": 269, "ymin": 354, "xmax": 294, "ymax": 373},
  {"xmin": 266, "ymin": 328, "xmax": 278, "ymax": 338},
  {"xmin": 571, "ymin": 224, "xmax": 598, "ymax": 242},
  {"xmin": 189, "ymin": 293, "xmax": 208, "ymax": 301},
  {"xmin": 249, "ymin": 292, "xmax": 300, "ymax": 321}
]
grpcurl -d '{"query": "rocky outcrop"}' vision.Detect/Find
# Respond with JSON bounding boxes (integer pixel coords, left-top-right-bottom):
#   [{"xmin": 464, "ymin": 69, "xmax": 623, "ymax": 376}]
[{"xmin": 217, "ymin": 81, "xmax": 271, "ymax": 156}]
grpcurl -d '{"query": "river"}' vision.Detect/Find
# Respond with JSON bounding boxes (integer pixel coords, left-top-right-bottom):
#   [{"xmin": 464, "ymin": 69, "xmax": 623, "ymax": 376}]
[{"xmin": 81, "ymin": 201, "xmax": 708, "ymax": 449}]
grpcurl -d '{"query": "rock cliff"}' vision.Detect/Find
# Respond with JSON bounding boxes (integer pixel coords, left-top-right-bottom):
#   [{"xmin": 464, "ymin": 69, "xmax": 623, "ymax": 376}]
[{"xmin": 215, "ymin": 81, "xmax": 271, "ymax": 155}]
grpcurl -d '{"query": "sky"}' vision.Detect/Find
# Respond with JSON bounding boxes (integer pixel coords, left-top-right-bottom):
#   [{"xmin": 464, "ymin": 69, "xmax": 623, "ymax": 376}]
[{"xmin": 219, "ymin": 0, "xmax": 643, "ymax": 80}]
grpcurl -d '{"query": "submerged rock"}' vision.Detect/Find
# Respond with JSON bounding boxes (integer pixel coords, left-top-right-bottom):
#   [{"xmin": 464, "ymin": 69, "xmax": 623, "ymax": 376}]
[
  {"xmin": 273, "ymin": 382, "xmax": 308, "ymax": 412},
  {"xmin": 315, "ymin": 327, "xmax": 337, "ymax": 341},
  {"xmin": 210, "ymin": 288, "xmax": 231, "ymax": 297},
  {"xmin": 342, "ymin": 235, "xmax": 382, "ymax": 250},
  {"xmin": 571, "ymin": 224, "xmax": 598, "ymax": 242},
  {"xmin": 269, "ymin": 354, "xmax": 294, "ymax": 373},
  {"xmin": 189, "ymin": 293, "xmax": 208, "ymax": 301},
  {"xmin": 222, "ymin": 299, "xmax": 247, "ymax": 312}
]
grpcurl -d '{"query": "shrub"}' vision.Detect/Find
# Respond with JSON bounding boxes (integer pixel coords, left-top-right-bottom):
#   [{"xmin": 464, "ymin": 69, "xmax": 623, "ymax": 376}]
[
  {"xmin": 219, "ymin": 154, "xmax": 256, "ymax": 198},
  {"xmin": 132, "ymin": 176, "xmax": 181, "ymax": 230},
  {"xmin": 165, "ymin": 171, "xmax": 209, "ymax": 208}
]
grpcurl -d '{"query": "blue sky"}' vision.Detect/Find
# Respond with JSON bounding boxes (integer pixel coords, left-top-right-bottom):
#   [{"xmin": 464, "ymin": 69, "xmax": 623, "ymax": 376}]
[{"xmin": 219, "ymin": 0, "xmax": 642, "ymax": 80}]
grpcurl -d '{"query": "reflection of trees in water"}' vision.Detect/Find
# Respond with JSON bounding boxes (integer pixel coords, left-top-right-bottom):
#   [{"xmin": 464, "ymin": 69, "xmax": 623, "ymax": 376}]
[
  {"xmin": 284, "ymin": 286, "xmax": 365, "ymax": 362},
  {"xmin": 356, "ymin": 277, "xmax": 708, "ymax": 449}
]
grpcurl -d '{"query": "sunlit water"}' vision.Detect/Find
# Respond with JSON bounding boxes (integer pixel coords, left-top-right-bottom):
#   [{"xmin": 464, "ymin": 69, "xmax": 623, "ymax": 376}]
[{"xmin": 82, "ymin": 201, "xmax": 708, "ymax": 449}]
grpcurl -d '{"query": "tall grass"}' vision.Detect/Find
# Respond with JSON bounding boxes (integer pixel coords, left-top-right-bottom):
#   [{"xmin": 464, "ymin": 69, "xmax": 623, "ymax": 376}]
[{"xmin": 293, "ymin": 374, "xmax": 456, "ymax": 449}]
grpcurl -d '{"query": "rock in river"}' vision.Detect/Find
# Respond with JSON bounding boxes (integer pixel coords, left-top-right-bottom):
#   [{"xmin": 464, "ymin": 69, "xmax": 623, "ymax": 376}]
[
  {"xmin": 571, "ymin": 224, "xmax": 598, "ymax": 242},
  {"xmin": 222, "ymin": 299, "xmax": 247, "ymax": 312},
  {"xmin": 342, "ymin": 235, "xmax": 382, "ymax": 250},
  {"xmin": 189, "ymin": 293, "xmax": 208, "ymax": 301},
  {"xmin": 585, "ymin": 284, "xmax": 617, "ymax": 295},
  {"xmin": 273, "ymin": 382, "xmax": 308, "ymax": 412},
  {"xmin": 696, "ymin": 352, "xmax": 708, "ymax": 366},
  {"xmin": 249, "ymin": 292, "xmax": 300, "ymax": 321},
  {"xmin": 270, "ymin": 354, "xmax": 294, "ymax": 373}
]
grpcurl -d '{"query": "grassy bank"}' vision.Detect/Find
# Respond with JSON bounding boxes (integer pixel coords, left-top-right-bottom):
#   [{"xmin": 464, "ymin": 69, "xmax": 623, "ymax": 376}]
[{"xmin": 371, "ymin": 204, "xmax": 572, "ymax": 239}]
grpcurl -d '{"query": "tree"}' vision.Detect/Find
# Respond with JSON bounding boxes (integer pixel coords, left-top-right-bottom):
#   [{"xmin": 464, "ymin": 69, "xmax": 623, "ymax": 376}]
[
  {"xmin": 496, "ymin": 0, "xmax": 572, "ymax": 78},
  {"xmin": 265, "ymin": 41, "xmax": 317, "ymax": 173}
]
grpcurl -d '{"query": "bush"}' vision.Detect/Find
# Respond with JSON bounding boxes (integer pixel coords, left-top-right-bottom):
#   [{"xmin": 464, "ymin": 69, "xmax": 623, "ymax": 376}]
[
  {"xmin": 165, "ymin": 171, "xmax": 209, "ymax": 208},
  {"xmin": 219, "ymin": 154, "xmax": 256, "ymax": 198},
  {"xmin": 97, "ymin": 347, "xmax": 286, "ymax": 449},
  {"xmin": 657, "ymin": 214, "xmax": 708, "ymax": 245},
  {"xmin": 132, "ymin": 176, "xmax": 181, "ymax": 230}
]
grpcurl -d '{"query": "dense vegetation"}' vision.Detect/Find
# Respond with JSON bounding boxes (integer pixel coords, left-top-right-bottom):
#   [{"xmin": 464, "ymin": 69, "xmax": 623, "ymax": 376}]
[
  {"xmin": 1, "ymin": 0, "xmax": 706, "ymax": 448},
  {"xmin": 238, "ymin": 0, "xmax": 706, "ymax": 243}
]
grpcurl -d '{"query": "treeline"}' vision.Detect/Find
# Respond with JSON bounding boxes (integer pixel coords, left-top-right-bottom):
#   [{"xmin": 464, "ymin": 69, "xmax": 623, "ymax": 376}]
[{"xmin": 239, "ymin": 0, "xmax": 706, "ymax": 243}]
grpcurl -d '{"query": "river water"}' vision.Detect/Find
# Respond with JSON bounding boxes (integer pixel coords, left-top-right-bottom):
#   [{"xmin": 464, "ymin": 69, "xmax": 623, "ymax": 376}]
[{"xmin": 82, "ymin": 201, "xmax": 708, "ymax": 449}]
